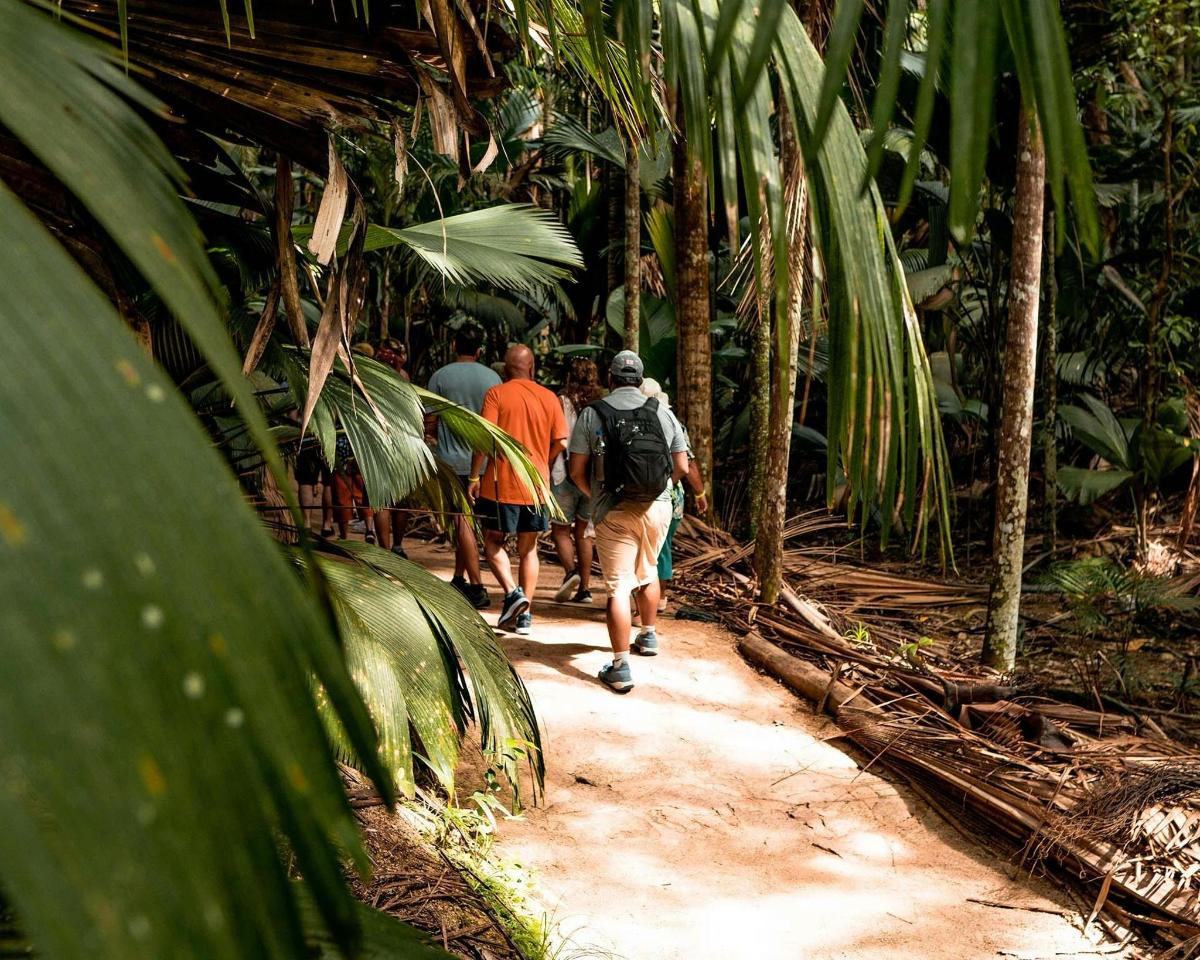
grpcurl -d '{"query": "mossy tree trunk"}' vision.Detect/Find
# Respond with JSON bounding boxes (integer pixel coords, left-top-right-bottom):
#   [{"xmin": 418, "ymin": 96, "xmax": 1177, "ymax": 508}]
[
  {"xmin": 622, "ymin": 133, "xmax": 640, "ymax": 352},
  {"xmin": 1042, "ymin": 205, "xmax": 1058, "ymax": 553},
  {"xmin": 754, "ymin": 105, "xmax": 807, "ymax": 603},
  {"xmin": 983, "ymin": 112, "xmax": 1045, "ymax": 671},
  {"xmin": 672, "ymin": 115, "xmax": 714, "ymax": 511}
]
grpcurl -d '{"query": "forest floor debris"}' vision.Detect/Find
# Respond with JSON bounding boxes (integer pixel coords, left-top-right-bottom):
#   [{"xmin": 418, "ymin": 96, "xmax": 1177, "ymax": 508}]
[{"xmin": 668, "ymin": 515, "xmax": 1200, "ymax": 955}]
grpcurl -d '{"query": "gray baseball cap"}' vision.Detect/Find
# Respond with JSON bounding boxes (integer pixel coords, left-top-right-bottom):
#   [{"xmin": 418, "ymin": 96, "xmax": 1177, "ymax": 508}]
[{"xmin": 610, "ymin": 350, "xmax": 644, "ymax": 380}]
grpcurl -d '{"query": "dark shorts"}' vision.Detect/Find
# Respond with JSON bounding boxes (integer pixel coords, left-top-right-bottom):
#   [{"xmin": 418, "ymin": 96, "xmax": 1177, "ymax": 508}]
[
  {"xmin": 296, "ymin": 445, "xmax": 324, "ymax": 486},
  {"xmin": 475, "ymin": 498, "xmax": 549, "ymax": 534}
]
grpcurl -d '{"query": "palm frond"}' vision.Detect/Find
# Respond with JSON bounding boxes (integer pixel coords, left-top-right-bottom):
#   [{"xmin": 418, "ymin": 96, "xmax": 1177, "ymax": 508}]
[
  {"xmin": 816, "ymin": 0, "xmax": 1099, "ymax": 252},
  {"xmin": 310, "ymin": 545, "xmax": 544, "ymax": 798},
  {"xmin": 774, "ymin": 5, "xmax": 952, "ymax": 554},
  {"xmin": 0, "ymin": 179, "xmax": 380, "ymax": 959},
  {"xmin": 297, "ymin": 205, "xmax": 582, "ymax": 294}
]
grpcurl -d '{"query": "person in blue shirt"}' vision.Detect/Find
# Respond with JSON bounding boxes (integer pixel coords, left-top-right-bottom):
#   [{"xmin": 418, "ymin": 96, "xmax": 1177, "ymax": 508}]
[{"xmin": 426, "ymin": 325, "xmax": 501, "ymax": 609}]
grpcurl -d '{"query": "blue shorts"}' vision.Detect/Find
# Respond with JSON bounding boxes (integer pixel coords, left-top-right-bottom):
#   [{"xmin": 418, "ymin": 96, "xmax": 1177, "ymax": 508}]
[
  {"xmin": 475, "ymin": 498, "xmax": 549, "ymax": 534},
  {"xmin": 551, "ymin": 479, "xmax": 592, "ymax": 524}
]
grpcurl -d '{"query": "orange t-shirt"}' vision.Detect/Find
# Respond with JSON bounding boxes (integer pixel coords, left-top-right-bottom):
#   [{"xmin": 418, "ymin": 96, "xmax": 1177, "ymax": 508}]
[{"xmin": 478, "ymin": 379, "xmax": 568, "ymax": 505}]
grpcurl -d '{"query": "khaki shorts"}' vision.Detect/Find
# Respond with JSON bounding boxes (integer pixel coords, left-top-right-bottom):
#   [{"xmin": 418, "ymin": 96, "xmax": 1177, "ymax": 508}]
[{"xmin": 594, "ymin": 499, "xmax": 673, "ymax": 602}]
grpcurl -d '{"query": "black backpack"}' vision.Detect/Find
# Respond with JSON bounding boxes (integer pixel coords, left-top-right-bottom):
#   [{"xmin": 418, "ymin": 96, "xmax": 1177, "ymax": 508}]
[{"xmin": 592, "ymin": 398, "xmax": 672, "ymax": 503}]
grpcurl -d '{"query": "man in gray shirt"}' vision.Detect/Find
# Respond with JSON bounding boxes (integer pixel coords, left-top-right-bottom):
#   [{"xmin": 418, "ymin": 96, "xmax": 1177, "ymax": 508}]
[
  {"xmin": 426, "ymin": 324, "xmax": 501, "ymax": 609},
  {"xmin": 569, "ymin": 351, "xmax": 688, "ymax": 693}
]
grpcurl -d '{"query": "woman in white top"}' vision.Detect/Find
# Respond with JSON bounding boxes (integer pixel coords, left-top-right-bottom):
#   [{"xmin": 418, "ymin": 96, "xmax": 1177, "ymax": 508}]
[{"xmin": 551, "ymin": 357, "xmax": 605, "ymax": 603}]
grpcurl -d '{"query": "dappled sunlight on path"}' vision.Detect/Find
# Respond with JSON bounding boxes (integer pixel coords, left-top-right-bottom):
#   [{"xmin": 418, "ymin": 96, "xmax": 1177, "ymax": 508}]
[{"xmin": 413, "ymin": 541, "xmax": 1117, "ymax": 960}]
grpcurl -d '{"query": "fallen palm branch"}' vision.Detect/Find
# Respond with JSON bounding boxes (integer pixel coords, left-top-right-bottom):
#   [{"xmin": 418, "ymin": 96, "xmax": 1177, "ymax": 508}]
[{"xmin": 672, "ymin": 517, "xmax": 1200, "ymax": 953}]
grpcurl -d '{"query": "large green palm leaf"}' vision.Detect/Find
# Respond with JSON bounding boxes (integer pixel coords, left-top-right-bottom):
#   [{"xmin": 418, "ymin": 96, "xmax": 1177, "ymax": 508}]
[
  {"xmin": 310, "ymin": 545, "xmax": 544, "ymax": 799},
  {"xmin": 0, "ymin": 6, "xmax": 474, "ymax": 956},
  {"xmin": 0, "ymin": 178, "xmax": 404, "ymax": 958},
  {"xmin": 295, "ymin": 204, "xmax": 583, "ymax": 294}
]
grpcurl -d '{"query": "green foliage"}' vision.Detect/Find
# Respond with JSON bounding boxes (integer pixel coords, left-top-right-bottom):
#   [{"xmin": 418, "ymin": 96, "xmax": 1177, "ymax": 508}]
[
  {"xmin": 0, "ymin": 181, "xmax": 394, "ymax": 957},
  {"xmin": 1057, "ymin": 394, "xmax": 1197, "ymax": 504},
  {"xmin": 1037, "ymin": 558, "xmax": 1199, "ymax": 642},
  {"xmin": 306, "ymin": 546, "xmax": 543, "ymax": 800},
  {"xmin": 294, "ymin": 205, "xmax": 583, "ymax": 294}
]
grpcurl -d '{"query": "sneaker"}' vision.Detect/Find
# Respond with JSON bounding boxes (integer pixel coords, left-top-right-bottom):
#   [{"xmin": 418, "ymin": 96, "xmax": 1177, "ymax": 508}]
[
  {"xmin": 451, "ymin": 576, "xmax": 492, "ymax": 611},
  {"xmin": 320, "ymin": 527, "xmax": 334, "ymax": 538},
  {"xmin": 598, "ymin": 661, "xmax": 634, "ymax": 694},
  {"xmin": 571, "ymin": 588, "xmax": 593, "ymax": 604},
  {"xmin": 514, "ymin": 612, "xmax": 532, "ymax": 636},
  {"xmin": 348, "ymin": 519, "xmax": 367, "ymax": 534},
  {"xmin": 554, "ymin": 571, "xmax": 581, "ymax": 603},
  {"xmin": 466, "ymin": 583, "xmax": 491, "ymax": 610},
  {"xmin": 391, "ymin": 544, "xmax": 408, "ymax": 559},
  {"xmin": 632, "ymin": 629, "xmax": 658, "ymax": 656},
  {"xmin": 496, "ymin": 588, "xmax": 530, "ymax": 631}
]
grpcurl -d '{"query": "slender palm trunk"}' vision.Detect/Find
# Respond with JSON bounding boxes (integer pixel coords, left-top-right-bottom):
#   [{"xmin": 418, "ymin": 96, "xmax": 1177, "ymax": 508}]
[
  {"xmin": 749, "ymin": 281, "xmax": 771, "ymax": 537},
  {"xmin": 755, "ymin": 107, "xmax": 807, "ymax": 602},
  {"xmin": 672, "ymin": 121, "xmax": 714, "ymax": 510},
  {"xmin": 623, "ymin": 134, "xmax": 641, "ymax": 351},
  {"xmin": 982, "ymin": 113, "xmax": 1045, "ymax": 671},
  {"xmin": 1042, "ymin": 205, "xmax": 1058, "ymax": 553},
  {"xmin": 606, "ymin": 161, "xmax": 623, "ymax": 305}
]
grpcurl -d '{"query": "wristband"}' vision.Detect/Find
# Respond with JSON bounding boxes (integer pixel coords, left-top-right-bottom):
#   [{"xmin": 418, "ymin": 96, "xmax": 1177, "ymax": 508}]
[{"xmin": 468, "ymin": 476, "xmax": 481, "ymax": 483}]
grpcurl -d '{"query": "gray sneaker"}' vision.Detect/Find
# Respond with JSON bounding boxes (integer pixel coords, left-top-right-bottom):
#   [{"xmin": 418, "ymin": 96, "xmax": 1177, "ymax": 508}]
[
  {"xmin": 631, "ymin": 629, "xmax": 658, "ymax": 656},
  {"xmin": 497, "ymin": 588, "xmax": 530, "ymax": 631},
  {"xmin": 554, "ymin": 571, "xmax": 581, "ymax": 603},
  {"xmin": 515, "ymin": 612, "xmax": 532, "ymax": 636},
  {"xmin": 598, "ymin": 661, "xmax": 634, "ymax": 693}
]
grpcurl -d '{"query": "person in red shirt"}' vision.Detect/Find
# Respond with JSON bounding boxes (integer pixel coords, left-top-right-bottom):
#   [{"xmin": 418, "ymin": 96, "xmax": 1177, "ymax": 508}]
[{"xmin": 468, "ymin": 344, "xmax": 567, "ymax": 636}]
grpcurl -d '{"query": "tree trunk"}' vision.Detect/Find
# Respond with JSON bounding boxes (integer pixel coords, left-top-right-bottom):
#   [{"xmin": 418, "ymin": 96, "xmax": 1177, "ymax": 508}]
[
  {"xmin": 1042, "ymin": 205, "xmax": 1057, "ymax": 553},
  {"xmin": 1137, "ymin": 96, "xmax": 1176, "ymax": 556},
  {"xmin": 749, "ymin": 281, "xmax": 771, "ymax": 538},
  {"xmin": 982, "ymin": 113, "xmax": 1045, "ymax": 672},
  {"xmin": 672, "ymin": 120, "xmax": 714, "ymax": 512},
  {"xmin": 606, "ymin": 161, "xmax": 623, "ymax": 304},
  {"xmin": 755, "ymin": 105, "xmax": 807, "ymax": 603},
  {"xmin": 622, "ymin": 134, "xmax": 641, "ymax": 352}
]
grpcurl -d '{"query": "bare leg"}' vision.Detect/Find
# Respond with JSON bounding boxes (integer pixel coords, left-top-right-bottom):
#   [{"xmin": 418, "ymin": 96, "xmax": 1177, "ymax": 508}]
[
  {"xmin": 483, "ymin": 530, "xmax": 516, "ymax": 595},
  {"xmin": 374, "ymin": 508, "xmax": 393, "ymax": 550},
  {"xmin": 551, "ymin": 523, "xmax": 576, "ymax": 574},
  {"xmin": 392, "ymin": 509, "xmax": 410, "ymax": 553},
  {"xmin": 516, "ymin": 531, "xmax": 540, "ymax": 600},
  {"xmin": 299, "ymin": 483, "xmax": 319, "ymax": 531},
  {"xmin": 454, "ymin": 514, "xmax": 482, "ymax": 583},
  {"xmin": 635, "ymin": 578, "xmax": 660, "ymax": 630},
  {"xmin": 605, "ymin": 592, "xmax": 633, "ymax": 654},
  {"xmin": 332, "ymin": 473, "xmax": 353, "ymax": 539},
  {"xmin": 575, "ymin": 518, "xmax": 593, "ymax": 591},
  {"xmin": 321, "ymin": 482, "xmax": 334, "ymax": 534}
]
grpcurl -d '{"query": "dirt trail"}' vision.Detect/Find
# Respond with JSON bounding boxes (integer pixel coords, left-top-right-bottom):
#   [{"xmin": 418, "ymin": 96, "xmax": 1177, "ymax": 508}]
[{"xmin": 414, "ymin": 540, "xmax": 1114, "ymax": 960}]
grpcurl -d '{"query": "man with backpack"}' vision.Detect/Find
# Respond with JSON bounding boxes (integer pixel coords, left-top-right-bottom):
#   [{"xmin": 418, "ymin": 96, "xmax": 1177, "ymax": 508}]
[{"xmin": 569, "ymin": 351, "xmax": 689, "ymax": 693}]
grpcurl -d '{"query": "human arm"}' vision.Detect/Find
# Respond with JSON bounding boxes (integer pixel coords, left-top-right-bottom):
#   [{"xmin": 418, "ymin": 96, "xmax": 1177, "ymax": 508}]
[
  {"xmin": 467, "ymin": 450, "xmax": 485, "ymax": 501},
  {"xmin": 549, "ymin": 437, "xmax": 567, "ymax": 464},
  {"xmin": 670, "ymin": 451, "xmax": 688, "ymax": 484},
  {"xmin": 467, "ymin": 386, "xmax": 499, "ymax": 501},
  {"xmin": 567, "ymin": 407, "xmax": 595, "ymax": 496},
  {"xmin": 685, "ymin": 458, "xmax": 707, "ymax": 514},
  {"xmin": 569, "ymin": 452, "xmax": 592, "ymax": 497}
]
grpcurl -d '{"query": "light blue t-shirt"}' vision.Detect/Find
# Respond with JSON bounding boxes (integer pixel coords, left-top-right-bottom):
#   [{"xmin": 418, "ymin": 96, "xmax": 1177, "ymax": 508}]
[
  {"xmin": 568, "ymin": 386, "xmax": 687, "ymax": 523},
  {"xmin": 427, "ymin": 361, "xmax": 502, "ymax": 475}
]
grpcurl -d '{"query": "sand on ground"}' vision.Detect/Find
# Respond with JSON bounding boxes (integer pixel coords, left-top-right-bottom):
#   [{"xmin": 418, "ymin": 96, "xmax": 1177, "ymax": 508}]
[{"xmin": 411, "ymin": 539, "xmax": 1117, "ymax": 960}]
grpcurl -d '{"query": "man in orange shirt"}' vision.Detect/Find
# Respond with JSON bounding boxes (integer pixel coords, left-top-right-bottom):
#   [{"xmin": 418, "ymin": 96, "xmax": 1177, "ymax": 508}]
[{"xmin": 468, "ymin": 344, "xmax": 567, "ymax": 636}]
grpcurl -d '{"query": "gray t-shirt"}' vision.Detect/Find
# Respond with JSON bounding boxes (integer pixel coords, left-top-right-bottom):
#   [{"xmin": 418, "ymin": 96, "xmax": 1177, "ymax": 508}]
[
  {"xmin": 568, "ymin": 385, "xmax": 687, "ymax": 523},
  {"xmin": 427, "ymin": 361, "xmax": 502, "ymax": 475}
]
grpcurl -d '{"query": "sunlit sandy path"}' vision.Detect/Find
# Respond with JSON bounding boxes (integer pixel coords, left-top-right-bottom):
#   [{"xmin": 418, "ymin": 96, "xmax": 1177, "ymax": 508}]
[{"xmin": 413, "ymin": 539, "xmax": 1116, "ymax": 960}]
